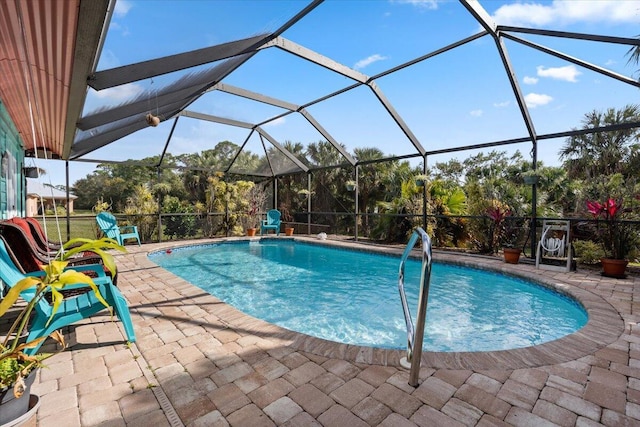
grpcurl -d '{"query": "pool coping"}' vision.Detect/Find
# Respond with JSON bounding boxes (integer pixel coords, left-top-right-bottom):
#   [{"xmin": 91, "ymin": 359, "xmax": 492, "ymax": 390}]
[{"xmin": 144, "ymin": 236, "xmax": 625, "ymax": 371}]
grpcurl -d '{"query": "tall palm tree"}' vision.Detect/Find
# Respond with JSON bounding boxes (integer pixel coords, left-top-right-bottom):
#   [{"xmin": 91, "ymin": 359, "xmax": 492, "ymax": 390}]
[
  {"xmin": 353, "ymin": 147, "xmax": 386, "ymax": 234},
  {"xmin": 559, "ymin": 105, "xmax": 640, "ymax": 180},
  {"xmin": 627, "ymin": 39, "xmax": 640, "ymax": 78}
]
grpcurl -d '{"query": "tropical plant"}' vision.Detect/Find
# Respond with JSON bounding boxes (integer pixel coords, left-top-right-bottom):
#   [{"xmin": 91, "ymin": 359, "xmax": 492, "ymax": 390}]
[
  {"xmin": 123, "ymin": 184, "xmax": 158, "ymax": 242},
  {"xmin": 586, "ymin": 197, "xmax": 638, "ymax": 260},
  {"xmin": 162, "ymin": 196, "xmax": 198, "ymax": 239},
  {"xmin": 560, "ymin": 105, "xmax": 640, "ymax": 180},
  {"xmin": 572, "ymin": 239, "xmax": 605, "ymax": 264},
  {"xmin": 0, "ymin": 237, "xmax": 124, "ymax": 398},
  {"xmin": 428, "ymin": 180, "xmax": 467, "ymax": 247},
  {"xmin": 485, "ymin": 203, "xmax": 511, "ymax": 253},
  {"xmin": 243, "ymin": 183, "xmax": 268, "ymax": 229},
  {"xmin": 372, "ymin": 180, "xmax": 421, "ymax": 243}
]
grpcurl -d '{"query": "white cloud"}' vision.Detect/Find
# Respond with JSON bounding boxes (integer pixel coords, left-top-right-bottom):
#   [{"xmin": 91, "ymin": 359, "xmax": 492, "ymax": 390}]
[
  {"xmin": 605, "ymin": 59, "xmax": 617, "ymax": 67},
  {"xmin": 470, "ymin": 109, "xmax": 483, "ymax": 117},
  {"xmin": 491, "ymin": 0, "xmax": 640, "ymax": 27},
  {"xmin": 109, "ymin": 22, "xmax": 130, "ymax": 37},
  {"xmin": 391, "ymin": 0, "xmax": 439, "ymax": 10},
  {"xmin": 96, "ymin": 49, "xmax": 121, "ymax": 69},
  {"xmin": 114, "ymin": 0, "xmax": 133, "ymax": 17},
  {"xmin": 493, "ymin": 101, "xmax": 510, "ymax": 108},
  {"xmin": 93, "ymin": 83, "xmax": 144, "ymax": 101},
  {"xmin": 264, "ymin": 117, "xmax": 286, "ymax": 127},
  {"xmin": 354, "ymin": 54, "xmax": 389, "ymax": 70},
  {"xmin": 523, "ymin": 76, "xmax": 538, "ymax": 85},
  {"xmin": 524, "ymin": 93, "xmax": 553, "ymax": 108},
  {"xmin": 536, "ymin": 65, "xmax": 581, "ymax": 82}
]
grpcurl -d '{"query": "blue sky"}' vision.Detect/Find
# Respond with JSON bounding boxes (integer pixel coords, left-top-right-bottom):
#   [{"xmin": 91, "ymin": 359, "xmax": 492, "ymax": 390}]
[{"xmin": 32, "ymin": 0, "xmax": 640, "ymax": 187}]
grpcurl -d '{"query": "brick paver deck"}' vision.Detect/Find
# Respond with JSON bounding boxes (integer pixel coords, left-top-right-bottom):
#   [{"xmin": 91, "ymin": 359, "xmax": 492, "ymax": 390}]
[{"xmin": 30, "ymin": 237, "xmax": 640, "ymax": 426}]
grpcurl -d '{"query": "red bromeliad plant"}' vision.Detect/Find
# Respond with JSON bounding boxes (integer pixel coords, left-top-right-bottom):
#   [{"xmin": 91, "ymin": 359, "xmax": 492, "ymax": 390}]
[
  {"xmin": 586, "ymin": 197, "xmax": 637, "ymax": 260},
  {"xmin": 486, "ymin": 204, "xmax": 511, "ymax": 253}
]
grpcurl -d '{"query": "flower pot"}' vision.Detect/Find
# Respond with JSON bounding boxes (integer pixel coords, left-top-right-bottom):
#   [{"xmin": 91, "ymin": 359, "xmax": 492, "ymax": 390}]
[
  {"xmin": 523, "ymin": 175, "xmax": 539, "ymax": 185},
  {"xmin": 285, "ymin": 227, "xmax": 294, "ymax": 236},
  {"xmin": 346, "ymin": 184, "xmax": 356, "ymax": 191},
  {"xmin": 601, "ymin": 258, "xmax": 628, "ymax": 278},
  {"xmin": 415, "ymin": 179, "xmax": 425, "ymax": 187},
  {"xmin": 503, "ymin": 247, "xmax": 521, "ymax": 264},
  {"xmin": 0, "ymin": 395, "xmax": 39, "ymax": 427},
  {"xmin": 0, "ymin": 371, "xmax": 36, "ymax": 425},
  {"xmin": 246, "ymin": 228, "xmax": 257, "ymax": 237}
]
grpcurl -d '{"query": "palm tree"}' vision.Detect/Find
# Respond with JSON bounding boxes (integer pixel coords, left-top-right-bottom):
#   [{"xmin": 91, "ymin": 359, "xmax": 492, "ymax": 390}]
[
  {"xmin": 276, "ymin": 141, "xmax": 307, "ymax": 220},
  {"xmin": 354, "ymin": 147, "xmax": 386, "ymax": 235},
  {"xmin": 559, "ymin": 105, "xmax": 640, "ymax": 180},
  {"xmin": 627, "ymin": 38, "xmax": 640, "ymax": 78},
  {"xmin": 306, "ymin": 141, "xmax": 345, "ymax": 220}
]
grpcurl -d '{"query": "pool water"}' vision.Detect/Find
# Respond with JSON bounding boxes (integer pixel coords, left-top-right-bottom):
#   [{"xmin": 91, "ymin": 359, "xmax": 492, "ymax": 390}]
[{"xmin": 149, "ymin": 240, "xmax": 587, "ymax": 352}]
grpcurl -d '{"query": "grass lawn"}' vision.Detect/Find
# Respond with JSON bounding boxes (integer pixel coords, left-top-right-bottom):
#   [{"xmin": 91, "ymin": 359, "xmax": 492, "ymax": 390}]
[{"xmin": 32, "ymin": 213, "xmax": 99, "ymax": 241}]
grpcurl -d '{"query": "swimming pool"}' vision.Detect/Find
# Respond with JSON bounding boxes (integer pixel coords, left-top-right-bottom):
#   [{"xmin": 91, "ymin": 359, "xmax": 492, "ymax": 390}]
[{"xmin": 149, "ymin": 239, "xmax": 587, "ymax": 352}]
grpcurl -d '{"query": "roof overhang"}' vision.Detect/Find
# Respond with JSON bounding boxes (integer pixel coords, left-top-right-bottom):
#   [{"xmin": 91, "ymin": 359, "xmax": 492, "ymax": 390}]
[{"xmin": 0, "ymin": 0, "xmax": 110, "ymax": 160}]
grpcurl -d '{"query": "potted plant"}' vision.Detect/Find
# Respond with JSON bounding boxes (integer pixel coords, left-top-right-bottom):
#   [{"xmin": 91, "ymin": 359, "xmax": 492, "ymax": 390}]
[
  {"xmin": 345, "ymin": 181, "xmax": 357, "ymax": 192},
  {"xmin": 245, "ymin": 184, "xmax": 267, "ymax": 236},
  {"xmin": 502, "ymin": 218, "xmax": 527, "ymax": 264},
  {"xmin": 486, "ymin": 203, "xmax": 524, "ymax": 263},
  {"xmin": 414, "ymin": 174, "xmax": 428, "ymax": 187},
  {"xmin": 587, "ymin": 197, "xmax": 638, "ymax": 278},
  {"xmin": 0, "ymin": 237, "xmax": 123, "ymax": 425},
  {"xmin": 521, "ymin": 170, "xmax": 540, "ymax": 185},
  {"xmin": 279, "ymin": 205, "xmax": 295, "ymax": 236}
]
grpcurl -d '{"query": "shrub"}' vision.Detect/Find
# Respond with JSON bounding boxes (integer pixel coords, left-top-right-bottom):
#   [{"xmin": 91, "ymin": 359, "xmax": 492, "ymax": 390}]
[
  {"xmin": 572, "ymin": 239, "xmax": 605, "ymax": 264},
  {"xmin": 162, "ymin": 196, "xmax": 198, "ymax": 239}
]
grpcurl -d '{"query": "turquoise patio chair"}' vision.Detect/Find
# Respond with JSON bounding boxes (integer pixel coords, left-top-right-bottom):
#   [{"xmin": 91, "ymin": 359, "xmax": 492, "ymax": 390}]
[
  {"xmin": 0, "ymin": 236, "xmax": 136, "ymax": 355},
  {"xmin": 260, "ymin": 209, "xmax": 281, "ymax": 236},
  {"xmin": 96, "ymin": 212, "xmax": 141, "ymax": 246}
]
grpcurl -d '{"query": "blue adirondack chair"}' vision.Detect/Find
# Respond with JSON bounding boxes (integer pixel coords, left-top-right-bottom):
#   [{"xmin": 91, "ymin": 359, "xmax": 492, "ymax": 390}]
[
  {"xmin": 96, "ymin": 212, "xmax": 141, "ymax": 246},
  {"xmin": 260, "ymin": 209, "xmax": 281, "ymax": 236},
  {"xmin": 0, "ymin": 237, "xmax": 136, "ymax": 355}
]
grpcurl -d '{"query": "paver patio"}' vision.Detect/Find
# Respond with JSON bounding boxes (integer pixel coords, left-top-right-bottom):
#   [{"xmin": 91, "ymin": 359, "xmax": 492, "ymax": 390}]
[{"xmin": 29, "ymin": 237, "xmax": 640, "ymax": 426}]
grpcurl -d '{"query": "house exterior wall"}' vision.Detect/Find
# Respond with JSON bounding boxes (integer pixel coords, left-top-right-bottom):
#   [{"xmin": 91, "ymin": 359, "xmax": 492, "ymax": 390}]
[
  {"xmin": 0, "ymin": 100, "xmax": 26, "ymax": 219},
  {"xmin": 26, "ymin": 196, "xmax": 74, "ymax": 216}
]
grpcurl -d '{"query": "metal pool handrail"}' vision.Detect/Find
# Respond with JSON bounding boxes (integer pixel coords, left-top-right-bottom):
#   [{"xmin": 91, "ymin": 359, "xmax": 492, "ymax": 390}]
[{"xmin": 398, "ymin": 227, "xmax": 433, "ymax": 387}]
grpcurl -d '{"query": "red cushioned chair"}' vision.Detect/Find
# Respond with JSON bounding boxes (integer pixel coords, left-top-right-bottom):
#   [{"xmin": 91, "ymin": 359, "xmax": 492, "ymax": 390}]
[{"xmin": 0, "ymin": 221, "xmax": 118, "ymax": 285}]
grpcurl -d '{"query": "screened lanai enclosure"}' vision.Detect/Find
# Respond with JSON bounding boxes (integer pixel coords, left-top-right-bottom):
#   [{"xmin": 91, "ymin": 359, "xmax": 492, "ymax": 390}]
[{"xmin": 3, "ymin": 0, "xmax": 640, "ymax": 255}]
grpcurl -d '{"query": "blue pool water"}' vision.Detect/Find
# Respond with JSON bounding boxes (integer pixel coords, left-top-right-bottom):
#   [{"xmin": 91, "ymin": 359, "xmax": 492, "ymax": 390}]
[{"xmin": 149, "ymin": 240, "xmax": 587, "ymax": 352}]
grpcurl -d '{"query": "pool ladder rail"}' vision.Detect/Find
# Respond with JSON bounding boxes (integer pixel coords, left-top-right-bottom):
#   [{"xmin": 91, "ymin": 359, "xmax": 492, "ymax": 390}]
[{"xmin": 398, "ymin": 227, "xmax": 433, "ymax": 387}]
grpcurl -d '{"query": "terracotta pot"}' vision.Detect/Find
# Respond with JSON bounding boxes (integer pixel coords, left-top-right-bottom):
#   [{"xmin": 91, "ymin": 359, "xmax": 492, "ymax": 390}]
[
  {"xmin": 503, "ymin": 247, "xmax": 521, "ymax": 264},
  {"xmin": 246, "ymin": 228, "xmax": 257, "ymax": 237},
  {"xmin": 601, "ymin": 258, "xmax": 628, "ymax": 278},
  {"xmin": 285, "ymin": 227, "xmax": 294, "ymax": 236}
]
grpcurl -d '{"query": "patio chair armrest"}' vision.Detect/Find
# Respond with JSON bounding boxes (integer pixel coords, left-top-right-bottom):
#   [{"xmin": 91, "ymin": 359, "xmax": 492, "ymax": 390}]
[
  {"xmin": 25, "ymin": 263, "xmax": 107, "ymax": 279},
  {"xmin": 64, "ymin": 263, "xmax": 108, "ymax": 278}
]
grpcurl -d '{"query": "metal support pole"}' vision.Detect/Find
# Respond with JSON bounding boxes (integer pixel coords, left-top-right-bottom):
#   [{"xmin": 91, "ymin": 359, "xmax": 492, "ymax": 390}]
[
  {"xmin": 355, "ymin": 165, "xmax": 359, "ymax": 242},
  {"xmin": 225, "ymin": 186, "xmax": 229, "ymax": 237},
  {"xmin": 65, "ymin": 161, "xmax": 70, "ymax": 241},
  {"xmin": 307, "ymin": 173, "xmax": 312, "ymax": 235},
  {"xmin": 530, "ymin": 141, "xmax": 538, "ymax": 258},
  {"xmin": 422, "ymin": 156, "xmax": 427, "ymax": 231},
  {"xmin": 157, "ymin": 168, "xmax": 162, "ymax": 243},
  {"xmin": 273, "ymin": 177, "xmax": 278, "ymax": 210}
]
